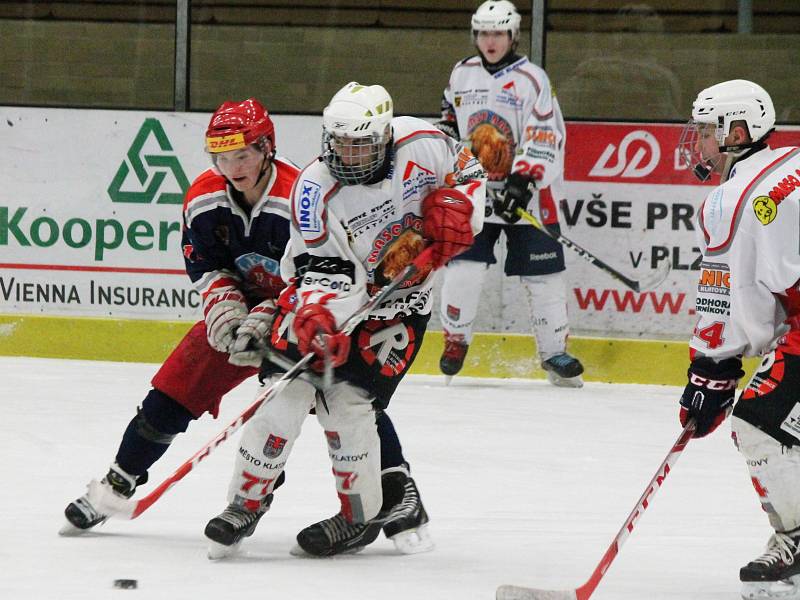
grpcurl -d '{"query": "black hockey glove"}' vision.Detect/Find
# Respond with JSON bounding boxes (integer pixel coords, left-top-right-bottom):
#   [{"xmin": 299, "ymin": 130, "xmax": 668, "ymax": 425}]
[
  {"xmin": 494, "ymin": 172, "xmax": 533, "ymax": 224},
  {"xmin": 679, "ymin": 356, "xmax": 744, "ymax": 438}
]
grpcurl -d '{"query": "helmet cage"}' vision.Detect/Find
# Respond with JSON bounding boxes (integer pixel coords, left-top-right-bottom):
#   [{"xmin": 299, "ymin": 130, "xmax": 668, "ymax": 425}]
[
  {"xmin": 677, "ymin": 120, "xmax": 721, "ymax": 182},
  {"xmin": 321, "ymin": 128, "xmax": 391, "ymax": 186}
]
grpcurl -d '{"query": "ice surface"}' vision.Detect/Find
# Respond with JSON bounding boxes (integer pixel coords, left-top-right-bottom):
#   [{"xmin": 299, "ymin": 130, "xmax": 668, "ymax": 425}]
[{"xmin": 0, "ymin": 356, "xmax": 766, "ymax": 599}]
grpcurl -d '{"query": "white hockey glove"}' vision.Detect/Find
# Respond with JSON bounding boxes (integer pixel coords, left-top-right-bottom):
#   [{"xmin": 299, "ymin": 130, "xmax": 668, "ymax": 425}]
[
  {"xmin": 228, "ymin": 299, "xmax": 278, "ymax": 367},
  {"xmin": 203, "ymin": 288, "xmax": 248, "ymax": 354}
]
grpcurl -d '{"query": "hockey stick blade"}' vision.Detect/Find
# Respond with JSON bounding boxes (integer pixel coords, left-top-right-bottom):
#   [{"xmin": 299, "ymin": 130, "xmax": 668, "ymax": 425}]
[
  {"xmin": 497, "ymin": 586, "xmax": 576, "ymax": 600},
  {"xmin": 634, "ymin": 259, "xmax": 671, "ymax": 292},
  {"xmin": 497, "ymin": 421, "xmax": 695, "ymax": 600}
]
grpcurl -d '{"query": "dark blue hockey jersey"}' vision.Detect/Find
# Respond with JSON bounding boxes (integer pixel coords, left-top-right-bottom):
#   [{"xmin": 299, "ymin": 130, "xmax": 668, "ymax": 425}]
[{"xmin": 181, "ymin": 157, "xmax": 298, "ymax": 306}]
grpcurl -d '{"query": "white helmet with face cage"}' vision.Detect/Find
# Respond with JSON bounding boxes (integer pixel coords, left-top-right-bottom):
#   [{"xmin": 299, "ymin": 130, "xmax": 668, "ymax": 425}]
[
  {"xmin": 678, "ymin": 79, "xmax": 775, "ymax": 181},
  {"xmin": 321, "ymin": 82, "xmax": 394, "ymax": 185}
]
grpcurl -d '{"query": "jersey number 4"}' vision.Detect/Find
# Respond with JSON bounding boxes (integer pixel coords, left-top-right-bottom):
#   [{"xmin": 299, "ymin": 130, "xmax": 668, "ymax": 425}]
[{"xmin": 696, "ymin": 321, "xmax": 725, "ymax": 349}]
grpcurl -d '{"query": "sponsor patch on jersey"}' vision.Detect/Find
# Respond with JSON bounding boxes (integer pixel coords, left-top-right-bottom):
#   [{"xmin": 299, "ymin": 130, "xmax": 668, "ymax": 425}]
[
  {"xmin": 402, "ymin": 161, "xmax": 437, "ymax": 201},
  {"xmin": 367, "ymin": 213, "xmax": 425, "ymax": 285},
  {"xmin": 297, "ymin": 179, "xmax": 322, "ymax": 234},
  {"xmin": 357, "ymin": 318, "xmax": 416, "ymax": 377},
  {"xmin": 698, "ymin": 264, "xmax": 731, "ymax": 295},
  {"xmin": 753, "ymin": 195, "xmax": 778, "ymax": 225},
  {"xmin": 496, "ymin": 80, "xmax": 523, "ymax": 109},
  {"xmin": 236, "ymin": 252, "xmax": 281, "ymax": 296},
  {"xmin": 780, "ymin": 402, "xmax": 800, "ymax": 442},
  {"xmin": 263, "ymin": 434, "xmax": 287, "ymax": 459}
]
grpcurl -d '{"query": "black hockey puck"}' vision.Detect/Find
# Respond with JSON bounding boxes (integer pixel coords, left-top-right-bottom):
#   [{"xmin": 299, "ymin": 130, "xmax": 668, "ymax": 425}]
[{"xmin": 113, "ymin": 579, "xmax": 138, "ymax": 590}]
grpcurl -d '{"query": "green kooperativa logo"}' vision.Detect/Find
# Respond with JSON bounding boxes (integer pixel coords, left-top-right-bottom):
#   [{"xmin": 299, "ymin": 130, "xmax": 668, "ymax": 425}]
[
  {"xmin": 1, "ymin": 118, "xmax": 189, "ymax": 261},
  {"xmin": 108, "ymin": 118, "xmax": 190, "ymax": 204}
]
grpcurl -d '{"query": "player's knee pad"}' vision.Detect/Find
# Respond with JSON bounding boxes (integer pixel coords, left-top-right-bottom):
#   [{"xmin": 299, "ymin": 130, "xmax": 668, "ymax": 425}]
[
  {"xmin": 732, "ymin": 416, "xmax": 800, "ymax": 531},
  {"xmin": 138, "ymin": 388, "xmax": 195, "ymax": 443},
  {"xmin": 521, "ymin": 271, "xmax": 567, "ymax": 305}
]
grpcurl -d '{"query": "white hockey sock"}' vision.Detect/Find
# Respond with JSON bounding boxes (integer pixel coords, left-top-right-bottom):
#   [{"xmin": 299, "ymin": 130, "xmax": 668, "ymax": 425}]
[
  {"xmin": 439, "ymin": 260, "xmax": 488, "ymax": 343},
  {"xmin": 226, "ymin": 378, "xmax": 315, "ymax": 508},
  {"xmin": 316, "ymin": 383, "xmax": 382, "ymax": 523},
  {"xmin": 521, "ymin": 272, "xmax": 570, "ymax": 358},
  {"xmin": 732, "ymin": 416, "xmax": 800, "ymax": 532}
]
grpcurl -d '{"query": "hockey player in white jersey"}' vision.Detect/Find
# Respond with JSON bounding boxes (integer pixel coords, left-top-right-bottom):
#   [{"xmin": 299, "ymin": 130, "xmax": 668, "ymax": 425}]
[
  {"xmin": 677, "ymin": 79, "xmax": 800, "ymax": 599},
  {"xmin": 204, "ymin": 81, "xmax": 485, "ymax": 558},
  {"xmin": 435, "ymin": 0, "xmax": 583, "ymax": 386}
]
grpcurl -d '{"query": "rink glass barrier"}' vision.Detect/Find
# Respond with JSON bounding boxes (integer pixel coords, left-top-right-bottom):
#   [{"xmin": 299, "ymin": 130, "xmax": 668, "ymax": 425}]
[
  {"xmin": 1, "ymin": 3, "xmax": 799, "ymax": 120},
  {"xmin": 0, "ymin": 108, "xmax": 789, "ymax": 384}
]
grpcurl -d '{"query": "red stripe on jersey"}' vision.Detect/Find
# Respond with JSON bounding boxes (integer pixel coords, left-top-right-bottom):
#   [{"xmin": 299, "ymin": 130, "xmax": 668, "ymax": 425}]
[
  {"xmin": 394, "ymin": 129, "xmax": 447, "ymax": 147},
  {"xmin": 268, "ymin": 158, "xmax": 301, "ymax": 202},
  {"xmin": 707, "ymin": 148, "xmax": 799, "ymax": 254},
  {"xmin": 183, "ymin": 169, "xmax": 226, "ymax": 210}
]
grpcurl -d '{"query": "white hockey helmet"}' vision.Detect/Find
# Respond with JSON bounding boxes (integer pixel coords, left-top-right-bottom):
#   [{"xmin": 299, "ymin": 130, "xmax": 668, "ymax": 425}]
[
  {"xmin": 678, "ymin": 79, "xmax": 775, "ymax": 181},
  {"xmin": 471, "ymin": 1, "xmax": 521, "ymax": 42},
  {"xmin": 322, "ymin": 81, "xmax": 394, "ymax": 185},
  {"xmin": 691, "ymin": 79, "xmax": 775, "ymax": 144}
]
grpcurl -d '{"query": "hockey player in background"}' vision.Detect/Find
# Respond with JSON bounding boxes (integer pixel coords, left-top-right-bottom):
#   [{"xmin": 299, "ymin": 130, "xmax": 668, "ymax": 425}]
[
  {"xmin": 203, "ymin": 81, "xmax": 485, "ymax": 558},
  {"xmin": 60, "ymin": 99, "xmax": 423, "ymax": 544},
  {"xmin": 677, "ymin": 79, "xmax": 800, "ymax": 599},
  {"xmin": 435, "ymin": 0, "xmax": 583, "ymax": 387}
]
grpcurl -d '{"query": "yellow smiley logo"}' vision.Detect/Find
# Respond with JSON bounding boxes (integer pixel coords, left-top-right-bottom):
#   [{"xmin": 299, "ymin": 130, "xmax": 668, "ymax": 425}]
[{"xmin": 752, "ymin": 195, "xmax": 777, "ymax": 225}]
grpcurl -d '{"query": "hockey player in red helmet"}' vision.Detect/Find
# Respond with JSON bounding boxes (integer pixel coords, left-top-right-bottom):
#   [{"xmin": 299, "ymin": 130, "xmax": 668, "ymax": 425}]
[
  {"xmin": 205, "ymin": 98, "xmax": 276, "ymax": 202},
  {"xmin": 59, "ymin": 97, "xmax": 294, "ymax": 535},
  {"xmin": 61, "ymin": 98, "xmax": 435, "ymax": 563}
]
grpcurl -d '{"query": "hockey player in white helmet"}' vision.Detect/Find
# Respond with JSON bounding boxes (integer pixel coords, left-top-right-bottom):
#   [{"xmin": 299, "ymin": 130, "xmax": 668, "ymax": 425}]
[
  {"xmin": 205, "ymin": 82, "xmax": 486, "ymax": 558},
  {"xmin": 435, "ymin": 0, "xmax": 584, "ymax": 386},
  {"xmin": 677, "ymin": 80, "xmax": 800, "ymax": 599}
]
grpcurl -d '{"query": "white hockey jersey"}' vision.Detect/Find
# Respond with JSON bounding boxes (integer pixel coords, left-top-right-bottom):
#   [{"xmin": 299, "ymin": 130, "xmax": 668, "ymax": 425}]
[
  {"xmin": 691, "ymin": 146, "xmax": 800, "ymax": 360},
  {"xmin": 282, "ymin": 116, "xmax": 486, "ymax": 327},
  {"xmin": 440, "ymin": 54, "xmax": 566, "ymax": 225}
]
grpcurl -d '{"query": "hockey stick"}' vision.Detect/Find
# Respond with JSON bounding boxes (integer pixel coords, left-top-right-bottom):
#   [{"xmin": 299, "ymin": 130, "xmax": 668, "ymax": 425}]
[
  {"xmin": 514, "ymin": 207, "xmax": 670, "ymax": 293},
  {"xmin": 496, "ymin": 420, "xmax": 696, "ymax": 600},
  {"xmin": 107, "ymin": 245, "xmax": 436, "ymax": 520}
]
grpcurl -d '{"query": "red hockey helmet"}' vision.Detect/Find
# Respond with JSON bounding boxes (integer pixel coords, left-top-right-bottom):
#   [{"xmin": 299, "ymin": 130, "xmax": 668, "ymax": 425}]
[{"xmin": 205, "ymin": 98, "xmax": 275, "ymax": 155}]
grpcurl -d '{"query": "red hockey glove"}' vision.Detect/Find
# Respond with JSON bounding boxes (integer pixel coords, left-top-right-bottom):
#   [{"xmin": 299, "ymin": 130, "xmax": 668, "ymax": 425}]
[
  {"xmin": 679, "ymin": 356, "xmax": 744, "ymax": 438},
  {"xmin": 293, "ymin": 303, "xmax": 351, "ymax": 370},
  {"xmin": 421, "ymin": 188, "xmax": 474, "ymax": 268}
]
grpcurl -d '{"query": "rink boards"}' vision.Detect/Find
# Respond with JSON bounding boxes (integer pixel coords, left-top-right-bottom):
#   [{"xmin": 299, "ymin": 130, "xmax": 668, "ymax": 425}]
[{"xmin": 1, "ymin": 107, "xmax": 793, "ymax": 383}]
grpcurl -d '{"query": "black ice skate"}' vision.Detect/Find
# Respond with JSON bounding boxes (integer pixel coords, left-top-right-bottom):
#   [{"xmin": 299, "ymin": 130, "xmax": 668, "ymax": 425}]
[
  {"xmin": 440, "ymin": 334, "xmax": 468, "ymax": 380},
  {"xmin": 541, "ymin": 352, "xmax": 584, "ymax": 388},
  {"xmin": 204, "ymin": 495, "xmax": 273, "ymax": 560},
  {"xmin": 294, "ymin": 512, "xmax": 383, "ymax": 557},
  {"xmin": 381, "ymin": 472, "xmax": 434, "ymax": 554},
  {"xmin": 740, "ymin": 530, "xmax": 800, "ymax": 600},
  {"xmin": 60, "ymin": 464, "xmax": 140, "ymax": 535}
]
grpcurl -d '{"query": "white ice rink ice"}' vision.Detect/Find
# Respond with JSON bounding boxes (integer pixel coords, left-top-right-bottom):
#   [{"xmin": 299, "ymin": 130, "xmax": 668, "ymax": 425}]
[{"xmin": 1, "ymin": 356, "xmax": 769, "ymax": 599}]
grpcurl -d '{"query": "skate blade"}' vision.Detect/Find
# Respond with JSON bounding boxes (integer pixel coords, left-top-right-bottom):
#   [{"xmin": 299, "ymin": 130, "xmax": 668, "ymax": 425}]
[
  {"xmin": 389, "ymin": 523, "xmax": 434, "ymax": 554},
  {"xmin": 444, "ymin": 375, "xmax": 453, "ymax": 386},
  {"xmin": 545, "ymin": 371, "xmax": 584, "ymax": 388},
  {"xmin": 741, "ymin": 577, "xmax": 800, "ymax": 600},
  {"xmin": 58, "ymin": 520, "xmax": 90, "ymax": 537},
  {"xmin": 289, "ymin": 543, "xmax": 366, "ymax": 558},
  {"xmin": 207, "ymin": 539, "xmax": 242, "ymax": 560}
]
